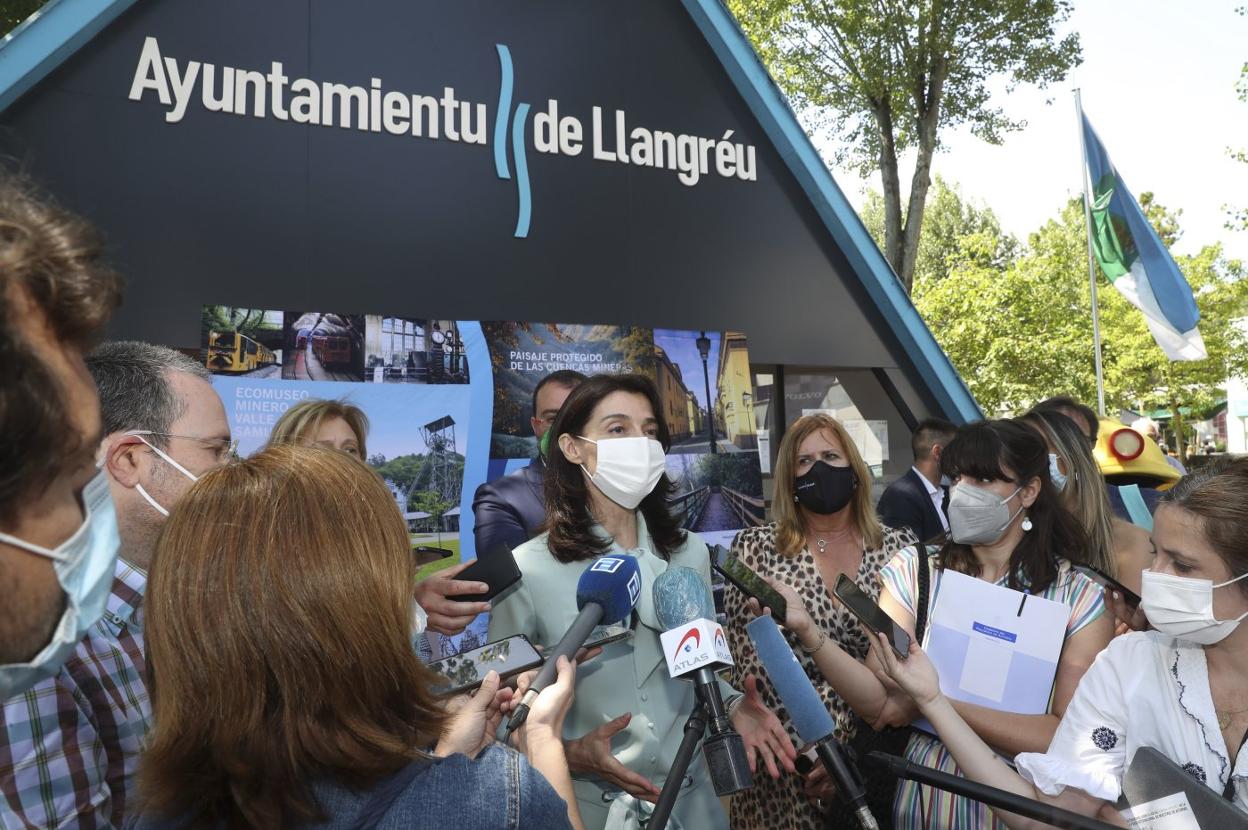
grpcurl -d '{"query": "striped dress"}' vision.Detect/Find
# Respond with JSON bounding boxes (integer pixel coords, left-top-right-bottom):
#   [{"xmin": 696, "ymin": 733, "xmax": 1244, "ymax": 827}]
[{"xmin": 880, "ymin": 547, "xmax": 1106, "ymax": 830}]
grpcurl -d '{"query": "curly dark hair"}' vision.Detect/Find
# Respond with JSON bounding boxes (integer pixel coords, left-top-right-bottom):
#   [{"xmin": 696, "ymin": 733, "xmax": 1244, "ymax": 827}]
[
  {"xmin": 542, "ymin": 373, "xmax": 686, "ymax": 563},
  {"xmin": 937, "ymin": 419, "xmax": 1092, "ymax": 593},
  {"xmin": 0, "ymin": 172, "xmax": 122, "ymax": 526}
]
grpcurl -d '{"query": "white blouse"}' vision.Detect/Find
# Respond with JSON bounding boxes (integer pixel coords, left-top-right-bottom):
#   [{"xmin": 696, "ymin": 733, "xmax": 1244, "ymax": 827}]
[{"xmin": 1015, "ymin": 631, "xmax": 1248, "ymax": 810}]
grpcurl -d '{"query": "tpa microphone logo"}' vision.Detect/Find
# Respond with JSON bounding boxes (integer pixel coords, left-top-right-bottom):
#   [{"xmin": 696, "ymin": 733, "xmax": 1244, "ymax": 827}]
[
  {"xmin": 677, "ymin": 627, "xmax": 701, "ymax": 654},
  {"xmin": 626, "ymin": 571, "xmax": 641, "ymax": 606}
]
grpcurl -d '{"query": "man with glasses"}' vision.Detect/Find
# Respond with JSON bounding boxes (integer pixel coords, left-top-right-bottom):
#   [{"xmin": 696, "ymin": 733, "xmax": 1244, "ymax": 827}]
[{"xmin": 0, "ymin": 341, "xmax": 231, "ymax": 828}]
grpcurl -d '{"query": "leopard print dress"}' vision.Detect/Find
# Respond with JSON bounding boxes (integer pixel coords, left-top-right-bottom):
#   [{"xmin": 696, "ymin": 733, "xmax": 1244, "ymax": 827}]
[{"xmin": 725, "ymin": 522, "xmax": 916, "ymax": 830}]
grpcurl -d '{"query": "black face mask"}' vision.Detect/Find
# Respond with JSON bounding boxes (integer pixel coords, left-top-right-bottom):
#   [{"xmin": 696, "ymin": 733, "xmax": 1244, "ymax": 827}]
[{"xmin": 794, "ymin": 461, "xmax": 856, "ymax": 515}]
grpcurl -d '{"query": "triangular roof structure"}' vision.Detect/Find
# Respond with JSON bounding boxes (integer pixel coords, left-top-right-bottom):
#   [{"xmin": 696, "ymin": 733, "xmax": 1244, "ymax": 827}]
[{"xmin": 0, "ymin": 0, "xmax": 980, "ymax": 424}]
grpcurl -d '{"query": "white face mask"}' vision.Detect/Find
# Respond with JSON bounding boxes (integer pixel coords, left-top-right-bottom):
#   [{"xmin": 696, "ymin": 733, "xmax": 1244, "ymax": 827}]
[
  {"xmin": 0, "ymin": 470, "xmax": 121, "ymax": 697},
  {"xmin": 1048, "ymin": 454, "xmax": 1069, "ymax": 492},
  {"xmin": 127, "ymin": 431, "xmax": 199, "ymax": 517},
  {"xmin": 1140, "ymin": 568, "xmax": 1248, "ymax": 645},
  {"xmin": 411, "ymin": 599, "xmax": 428, "ymax": 637},
  {"xmin": 578, "ymin": 436, "xmax": 666, "ymax": 510}
]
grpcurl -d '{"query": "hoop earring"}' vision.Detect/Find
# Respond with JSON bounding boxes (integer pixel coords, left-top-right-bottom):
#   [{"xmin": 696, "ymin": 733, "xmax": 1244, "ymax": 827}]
[{"xmin": 1021, "ymin": 515, "xmax": 1033, "ymax": 532}]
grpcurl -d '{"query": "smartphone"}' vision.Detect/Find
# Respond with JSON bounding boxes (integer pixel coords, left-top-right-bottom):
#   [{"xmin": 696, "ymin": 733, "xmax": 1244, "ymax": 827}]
[
  {"xmin": 710, "ymin": 544, "xmax": 788, "ymax": 623},
  {"xmin": 455, "ymin": 543, "xmax": 522, "ymax": 603},
  {"xmin": 833, "ymin": 573, "xmax": 911, "ymax": 659},
  {"xmin": 427, "ymin": 634, "xmax": 543, "ymax": 695},
  {"xmin": 1070, "ymin": 563, "xmax": 1141, "ymax": 608},
  {"xmin": 583, "ymin": 623, "xmax": 633, "ymax": 650},
  {"xmin": 413, "ymin": 545, "xmax": 454, "ymax": 567}
]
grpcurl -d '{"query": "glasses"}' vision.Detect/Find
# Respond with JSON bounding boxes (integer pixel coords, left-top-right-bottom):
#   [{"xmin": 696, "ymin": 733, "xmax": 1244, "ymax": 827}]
[{"xmin": 129, "ymin": 431, "xmax": 239, "ymax": 461}]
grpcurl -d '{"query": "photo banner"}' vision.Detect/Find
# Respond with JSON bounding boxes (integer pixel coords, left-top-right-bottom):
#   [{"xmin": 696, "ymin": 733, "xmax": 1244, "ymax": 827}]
[{"xmin": 202, "ymin": 307, "xmax": 764, "ymax": 653}]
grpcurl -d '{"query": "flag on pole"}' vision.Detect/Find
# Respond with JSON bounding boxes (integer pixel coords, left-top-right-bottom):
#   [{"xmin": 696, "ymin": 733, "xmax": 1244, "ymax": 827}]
[{"xmin": 1080, "ymin": 114, "xmax": 1206, "ymax": 361}]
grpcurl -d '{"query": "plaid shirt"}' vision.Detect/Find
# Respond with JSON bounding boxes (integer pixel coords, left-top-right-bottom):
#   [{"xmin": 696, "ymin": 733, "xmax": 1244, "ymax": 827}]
[{"xmin": 0, "ymin": 560, "xmax": 149, "ymax": 829}]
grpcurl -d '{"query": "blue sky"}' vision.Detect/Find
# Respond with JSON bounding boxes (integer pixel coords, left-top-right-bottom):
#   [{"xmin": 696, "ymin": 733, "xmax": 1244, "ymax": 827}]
[
  {"xmin": 815, "ymin": 1, "xmax": 1248, "ymax": 263},
  {"xmin": 654, "ymin": 329, "xmax": 721, "ymax": 409}
]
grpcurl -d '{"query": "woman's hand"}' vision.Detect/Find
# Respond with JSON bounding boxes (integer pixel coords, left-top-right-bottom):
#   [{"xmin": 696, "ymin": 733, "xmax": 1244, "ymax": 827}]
[
  {"xmin": 870, "ymin": 632, "xmax": 942, "ymax": 709},
  {"xmin": 745, "ymin": 577, "xmax": 817, "ymax": 644},
  {"xmin": 435, "ymin": 670, "xmax": 512, "ymax": 758},
  {"xmin": 728, "ymin": 674, "xmax": 798, "ymax": 779},
  {"xmin": 521, "ymin": 655, "xmax": 577, "ymax": 738},
  {"xmin": 1103, "ymin": 587, "xmax": 1148, "ymax": 634},
  {"xmin": 565, "ymin": 713, "xmax": 662, "ymax": 802}
]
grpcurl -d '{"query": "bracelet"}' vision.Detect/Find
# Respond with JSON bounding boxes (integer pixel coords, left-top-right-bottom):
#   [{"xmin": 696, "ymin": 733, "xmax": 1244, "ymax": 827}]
[
  {"xmin": 725, "ymin": 693, "xmax": 745, "ymax": 718},
  {"xmin": 799, "ymin": 628, "xmax": 827, "ymax": 654}
]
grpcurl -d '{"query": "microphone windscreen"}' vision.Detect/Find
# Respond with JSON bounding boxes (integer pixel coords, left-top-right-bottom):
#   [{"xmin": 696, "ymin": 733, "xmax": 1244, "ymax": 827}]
[
  {"xmin": 746, "ymin": 615, "xmax": 835, "ymax": 744},
  {"xmin": 576, "ymin": 555, "xmax": 642, "ymax": 624},
  {"xmin": 653, "ymin": 566, "xmax": 717, "ymax": 631}
]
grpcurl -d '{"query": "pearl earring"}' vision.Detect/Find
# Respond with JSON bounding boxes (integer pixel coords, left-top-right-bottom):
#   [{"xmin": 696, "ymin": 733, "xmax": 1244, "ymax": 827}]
[{"xmin": 1021, "ymin": 515, "xmax": 1033, "ymax": 532}]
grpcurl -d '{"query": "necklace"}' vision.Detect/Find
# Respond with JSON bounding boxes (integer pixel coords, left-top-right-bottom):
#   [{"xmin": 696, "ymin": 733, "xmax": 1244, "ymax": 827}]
[{"xmin": 809, "ymin": 525, "xmax": 853, "ymax": 555}]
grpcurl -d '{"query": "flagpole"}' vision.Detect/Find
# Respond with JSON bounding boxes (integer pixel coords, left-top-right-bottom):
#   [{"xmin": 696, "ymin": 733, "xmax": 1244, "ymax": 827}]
[{"xmin": 1074, "ymin": 89, "xmax": 1107, "ymax": 417}]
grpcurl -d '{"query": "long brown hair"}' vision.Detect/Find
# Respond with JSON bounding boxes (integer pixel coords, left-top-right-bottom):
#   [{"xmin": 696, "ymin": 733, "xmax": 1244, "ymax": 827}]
[
  {"xmin": 544, "ymin": 373, "xmax": 686, "ymax": 563},
  {"xmin": 1019, "ymin": 409, "xmax": 1118, "ymax": 577},
  {"xmin": 772, "ymin": 413, "xmax": 883, "ymax": 556},
  {"xmin": 139, "ymin": 444, "xmax": 446, "ymax": 828}
]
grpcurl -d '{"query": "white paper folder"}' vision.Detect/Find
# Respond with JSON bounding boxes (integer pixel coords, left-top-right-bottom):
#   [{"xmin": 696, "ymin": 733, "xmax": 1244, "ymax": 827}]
[{"xmin": 913, "ymin": 569, "xmax": 1069, "ymax": 735}]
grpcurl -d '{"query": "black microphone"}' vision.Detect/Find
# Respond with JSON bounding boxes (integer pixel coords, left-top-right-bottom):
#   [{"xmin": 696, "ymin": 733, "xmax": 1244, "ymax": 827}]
[
  {"xmin": 502, "ymin": 555, "xmax": 641, "ymax": 739},
  {"xmin": 746, "ymin": 614, "xmax": 877, "ymax": 830},
  {"xmin": 653, "ymin": 566, "xmax": 752, "ymax": 795}
]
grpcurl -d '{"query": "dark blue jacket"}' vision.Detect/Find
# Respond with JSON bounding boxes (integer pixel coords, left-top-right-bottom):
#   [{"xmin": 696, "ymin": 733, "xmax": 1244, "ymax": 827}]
[
  {"xmin": 471, "ymin": 459, "xmax": 546, "ymax": 556},
  {"xmin": 877, "ymin": 468, "xmax": 947, "ymax": 545}
]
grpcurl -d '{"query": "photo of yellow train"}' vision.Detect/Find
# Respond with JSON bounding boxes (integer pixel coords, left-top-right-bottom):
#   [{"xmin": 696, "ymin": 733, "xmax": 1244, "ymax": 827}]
[{"xmin": 205, "ymin": 330, "xmax": 278, "ymax": 373}]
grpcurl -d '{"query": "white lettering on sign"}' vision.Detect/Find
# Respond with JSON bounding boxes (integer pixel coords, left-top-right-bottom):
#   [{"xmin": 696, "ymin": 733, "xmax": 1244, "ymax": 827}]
[{"xmin": 127, "ymin": 37, "xmax": 759, "ymax": 191}]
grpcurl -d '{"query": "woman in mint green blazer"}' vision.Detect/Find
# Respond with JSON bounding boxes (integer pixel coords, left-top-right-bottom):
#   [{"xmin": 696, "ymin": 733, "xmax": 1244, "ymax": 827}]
[{"xmin": 489, "ymin": 374, "xmax": 795, "ymax": 830}]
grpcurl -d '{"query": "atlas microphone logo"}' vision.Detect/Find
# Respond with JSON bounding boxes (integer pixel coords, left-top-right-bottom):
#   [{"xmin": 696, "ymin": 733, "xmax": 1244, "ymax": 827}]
[{"xmin": 714, "ymin": 626, "xmax": 727, "ymax": 650}]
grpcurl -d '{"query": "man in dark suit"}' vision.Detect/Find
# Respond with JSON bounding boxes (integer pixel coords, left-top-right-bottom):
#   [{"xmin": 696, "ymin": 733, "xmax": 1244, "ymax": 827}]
[
  {"xmin": 877, "ymin": 418, "xmax": 957, "ymax": 544},
  {"xmin": 472, "ymin": 370, "xmax": 586, "ymax": 556}
]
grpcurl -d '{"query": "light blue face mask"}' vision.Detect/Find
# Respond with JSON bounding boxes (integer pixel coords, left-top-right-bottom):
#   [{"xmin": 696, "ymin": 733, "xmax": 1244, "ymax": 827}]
[
  {"xmin": 0, "ymin": 470, "xmax": 120, "ymax": 698},
  {"xmin": 1048, "ymin": 453, "xmax": 1069, "ymax": 492}
]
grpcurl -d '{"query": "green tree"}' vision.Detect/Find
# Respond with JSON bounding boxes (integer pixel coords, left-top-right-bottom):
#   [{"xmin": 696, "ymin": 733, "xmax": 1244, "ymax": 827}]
[
  {"xmin": 917, "ymin": 196, "xmax": 1248, "ymax": 424},
  {"xmin": 1227, "ymin": 6, "xmax": 1248, "ymax": 231},
  {"xmin": 860, "ymin": 176, "xmax": 1017, "ymax": 286},
  {"xmin": 728, "ymin": 0, "xmax": 1080, "ymax": 293},
  {"xmin": 411, "ymin": 489, "xmax": 453, "ymax": 548},
  {"xmin": 1, "ymin": 1, "xmax": 45, "ymax": 39}
]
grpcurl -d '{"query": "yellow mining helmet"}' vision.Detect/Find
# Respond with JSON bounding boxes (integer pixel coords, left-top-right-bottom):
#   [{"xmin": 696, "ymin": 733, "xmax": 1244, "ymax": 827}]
[{"xmin": 1094, "ymin": 418, "xmax": 1181, "ymax": 489}]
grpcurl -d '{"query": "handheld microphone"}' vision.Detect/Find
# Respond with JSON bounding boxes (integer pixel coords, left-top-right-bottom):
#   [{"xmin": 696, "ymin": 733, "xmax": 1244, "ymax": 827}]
[
  {"xmin": 502, "ymin": 555, "xmax": 640, "ymax": 739},
  {"xmin": 653, "ymin": 567, "xmax": 752, "ymax": 796},
  {"xmin": 747, "ymin": 615, "xmax": 878, "ymax": 830}
]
